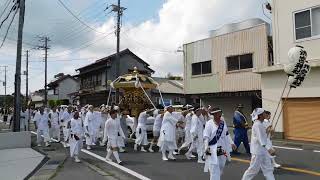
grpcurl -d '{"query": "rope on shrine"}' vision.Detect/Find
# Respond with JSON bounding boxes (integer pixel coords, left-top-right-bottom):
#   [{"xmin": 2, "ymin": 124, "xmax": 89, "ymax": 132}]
[
  {"xmin": 157, "ymin": 85, "xmax": 165, "ymax": 107},
  {"xmin": 139, "ymin": 81, "xmax": 156, "ymax": 109}
]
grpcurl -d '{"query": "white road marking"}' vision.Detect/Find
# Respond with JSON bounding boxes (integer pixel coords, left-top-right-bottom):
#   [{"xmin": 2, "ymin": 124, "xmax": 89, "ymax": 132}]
[
  {"xmin": 314, "ymin": 150, "xmax": 320, "ymax": 153},
  {"xmin": 273, "ymin": 145, "xmax": 303, "ymax": 151},
  {"xmin": 31, "ymin": 131, "xmax": 151, "ymax": 180},
  {"xmin": 81, "ymin": 149, "xmax": 151, "ymax": 180}
]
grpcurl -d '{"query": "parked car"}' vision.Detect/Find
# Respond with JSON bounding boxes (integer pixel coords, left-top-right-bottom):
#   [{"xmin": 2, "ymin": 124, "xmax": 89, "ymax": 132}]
[{"xmin": 126, "ymin": 115, "xmax": 155, "ymax": 135}]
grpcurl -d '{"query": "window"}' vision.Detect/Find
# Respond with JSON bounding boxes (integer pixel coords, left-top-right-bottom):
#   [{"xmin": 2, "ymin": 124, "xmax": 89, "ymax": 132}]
[
  {"xmin": 54, "ymin": 88, "xmax": 59, "ymax": 95},
  {"xmin": 174, "ymin": 97, "xmax": 181, "ymax": 103},
  {"xmin": 294, "ymin": 7, "xmax": 320, "ymax": 40},
  {"xmin": 192, "ymin": 60, "xmax": 212, "ymax": 75},
  {"xmin": 227, "ymin": 54, "xmax": 253, "ymax": 72},
  {"xmin": 163, "ymin": 99, "xmax": 172, "ymax": 106}
]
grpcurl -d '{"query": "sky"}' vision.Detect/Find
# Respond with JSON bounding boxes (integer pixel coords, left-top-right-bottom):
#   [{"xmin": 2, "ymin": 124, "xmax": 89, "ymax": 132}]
[{"xmin": 0, "ymin": 0, "xmax": 271, "ymax": 95}]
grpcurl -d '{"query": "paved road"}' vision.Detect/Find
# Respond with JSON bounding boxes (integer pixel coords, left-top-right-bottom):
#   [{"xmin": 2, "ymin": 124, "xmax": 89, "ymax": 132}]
[{"xmin": 79, "ymin": 141, "xmax": 320, "ymax": 180}]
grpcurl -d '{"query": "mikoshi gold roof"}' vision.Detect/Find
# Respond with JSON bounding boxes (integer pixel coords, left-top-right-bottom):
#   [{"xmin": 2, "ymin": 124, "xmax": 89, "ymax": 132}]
[{"xmin": 112, "ymin": 67, "xmax": 158, "ymax": 89}]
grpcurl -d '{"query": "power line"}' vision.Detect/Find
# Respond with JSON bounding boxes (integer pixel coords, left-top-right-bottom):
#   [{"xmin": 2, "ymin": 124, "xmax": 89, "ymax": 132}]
[
  {"xmin": 0, "ymin": 0, "xmax": 11, "ymax": 20},
  {"xmin": 0, "ymin": 4, "xmax": 18, "ymax": 48},
  {"xmin": 56, "ymin": 0, "xmax": 112, "ymax": 35}
]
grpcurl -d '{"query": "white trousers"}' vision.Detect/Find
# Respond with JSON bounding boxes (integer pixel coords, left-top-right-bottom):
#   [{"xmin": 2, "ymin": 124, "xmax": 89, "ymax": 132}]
[
  {"xmin": 37, "ymin": 129, "xmax": 50, "ymax": 144},
  {"xmin": 70, "ymin": 136, "xmax": 82, "ymax": 157},
  {"xmin": 208, "ymin": 156, "xmax": 227, "ymax": 180},
  {"xmin": 242, "ymin": 154, "xmax": 275, "ymax": 180},
  {"xmin": 135, "ymin": 127, "xmax": 148, "ymax": 146},
  {"xmin": 62, "ymin": 127, "xmax": 69, "ymax": 142},
  {"xmin": 86, "ymin": 134, "xmax": 96, "ymax": 145},
  {"xmin": 50, "ymin": 125, "xmax": 60, "ymax": 141}
]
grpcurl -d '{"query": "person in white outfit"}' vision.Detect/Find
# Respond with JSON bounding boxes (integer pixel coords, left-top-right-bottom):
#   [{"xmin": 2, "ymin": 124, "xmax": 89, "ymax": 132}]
[
  {"xmin": 178, "ymin": 107, "xmax": 195, "ymax": 156},
  {"xmin": 84, "ymin": 105, "xmax": 95, "ymax": 150},
  {"xmin": 34, "ymin": 107, "xmax": 51, "ymax": 147},
  {"xmin": 134, "ymin": 109, "xmax": 153, "ymax": 152},
  {"xmin": 104, "ymin": 109, "xmax": 126, "ymax": 165},
  {"xmin": 203, "ymin": 108, "xmax": 236, "ymax": 180},
  {"xmin": 61, "ymin": 106, "xmax": 73, "ymax": 148},
  {"xmin": 149, "ymin": 109, "xmax": 164, "ymax": 152},
  {"xmin": 157, "ymin": 105, "xmax": 179, "ymax": 161},
  {"xmin": 20, "ymin": 107, "xmax": 27, "ymax": 131},
  {"xmin": 264, "ymin": 111, "xmax": 281, "ymax": 168},
  {"xmin": 68, "ymin": 111, "xmax": 83, "ymax": 163},
  {"xmin": 242, "ymin": 108, "xmax": 275, "ymax": 180},
  {"xmin": 114, "ymin": 106, "xmax": 126, "ymax": 153},
  {"xmin": 49, "ymin": 107, "xmax": 60, "ymax": 142},
  {"xmin": 186, "ymin": 108, "xmax": 205, "ymax": 163}
]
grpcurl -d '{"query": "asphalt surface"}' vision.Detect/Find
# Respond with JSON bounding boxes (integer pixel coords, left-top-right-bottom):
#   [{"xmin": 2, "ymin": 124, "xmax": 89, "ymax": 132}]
[{"xmin": 78, "ymin": 141, "xmax": 320, "ymax": 180}]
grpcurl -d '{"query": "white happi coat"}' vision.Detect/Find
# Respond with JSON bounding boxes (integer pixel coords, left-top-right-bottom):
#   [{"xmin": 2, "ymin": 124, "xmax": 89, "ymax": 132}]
[
  {"xmin": 242, "ymin": 120, "xmax": 275, "ymax": 180},
  {"xmin": 135, "ymin": 111, "xmax": 149, "ymax": 146},
  {"xmin": 158, "ymin": 111, "xmax": 178, "ymax": 150},
  {"xmin": 93, "ymin": 111, "xmax": 102, "ymax": 138},
  {"xmin": 153, "ymin": 114, "xmax": 163, "ymax": 133},
  {"xmin": 34, "ymin": 112, "xmax": 50, "ymax": 143},
  {"xmin": 184, "ymin": 113, "xmax": 193, "ymax": 144},
  {"xmin": 50, "ymin": 111, "xmax": 60, "ymax": 128},
  {"xmin": 104, "ymin": 117, "xmax": 125, "ymax": 148},
  {"xmin": 190, "ymin": 114, "xmax": 205, "ymax": 154},
  {"xmin": 203, "ymin": 119, "xmax": 232, "ymax": 175},
  {"xmin": 69, "ymin": 118, "xmax": 84, "ymax": 157},
  {"xmin": 61, "ymin": 111, "xmax": 73, "ymax": 141}
]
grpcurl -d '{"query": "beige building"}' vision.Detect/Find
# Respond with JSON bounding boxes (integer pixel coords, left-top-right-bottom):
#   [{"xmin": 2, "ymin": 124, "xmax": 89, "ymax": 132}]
[
  {"xmin": 255, "ymin": 0, "xmax": 320, "ymax": 142},
  {"xmin": 183, "ymin": 18, "xmax": 271, "ymax": 125}
]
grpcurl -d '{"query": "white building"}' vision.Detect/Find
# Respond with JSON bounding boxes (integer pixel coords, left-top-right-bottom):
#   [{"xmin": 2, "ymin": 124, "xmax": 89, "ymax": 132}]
[
  {"xmin": 183, "ymin": 18, "xmax": 271, "ymax": 125},
  {"xmin": 255, "ymin": 0, "xmax": 320, "ymax": 142}
]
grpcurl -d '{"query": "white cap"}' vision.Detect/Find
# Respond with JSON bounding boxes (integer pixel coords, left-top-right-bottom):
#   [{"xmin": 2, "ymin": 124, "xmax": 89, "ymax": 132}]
[{"xmin": 113, "ymin": 106, "xmax": 119, "ymax": 110}]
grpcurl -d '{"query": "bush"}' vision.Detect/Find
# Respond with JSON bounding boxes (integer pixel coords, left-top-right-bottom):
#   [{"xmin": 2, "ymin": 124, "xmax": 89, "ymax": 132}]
[{"xmin": 48, "ymin": 100, "xmax": 56, "ymax": 108}]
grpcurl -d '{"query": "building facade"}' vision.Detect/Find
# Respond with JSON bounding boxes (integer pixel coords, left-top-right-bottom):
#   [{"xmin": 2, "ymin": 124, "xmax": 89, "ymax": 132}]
[
  {"xmin": 76, "ymin": 49, "xmax": 154, "ymax": 106},
  {"xmin": 47, "ymin": 74, "xmax": 79, "ymax": 105},
  {"xmin": 255, "ymin": 0, "xmax": 320, "ymax": 142},
  {"xmin": 183, "ymin": 18, "xmax": 271, "ymax": 125},
  {"xmin": 151, "ymin": 77, "xmax": 186, "ymax": 106}
]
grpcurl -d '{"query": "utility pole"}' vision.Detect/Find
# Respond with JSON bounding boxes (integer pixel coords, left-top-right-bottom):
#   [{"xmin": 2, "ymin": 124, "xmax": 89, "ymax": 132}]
[
  {"xmin": 37, "ymin": 36, "xmax": 50, "ymax": 107},
  {"xmin": 111, "ymin": 0, "xmax": 126, "ymax": 104},
  {"xmin": 0, "ymin": 66, "xmax": 8, "ymax": 112},
  {"xmin": 25, "ymin": 50, "xmax": 29, "ymax": 108},
  {"xmin": 13, "ymin": 0, "xmax": 26, "ymax": 132}
]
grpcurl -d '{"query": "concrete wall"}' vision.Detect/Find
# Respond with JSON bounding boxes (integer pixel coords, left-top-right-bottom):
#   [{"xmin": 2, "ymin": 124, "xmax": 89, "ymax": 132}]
[
  {"xmin": 272, "ymin": 0, "xmax": 320, "ymax": 65},
  {"xmin": 202, "ymin": 96, "xmax": 253, "ymax": 126},
  {"xmin": 0, "ymin": 131, "xmax": 31, "ymax": 150},
  {"xmin": 261, "ymin": 68, "xmax": 320, "ymax": 132}
]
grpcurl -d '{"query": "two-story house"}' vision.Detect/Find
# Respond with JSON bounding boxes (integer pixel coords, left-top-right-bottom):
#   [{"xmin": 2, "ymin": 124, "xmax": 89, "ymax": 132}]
[
  {"xmin": 47, "ymin": 73, "xmax": 79, "ymax": 105},
  {"xmin": 75, "ymin": 49, "xmax": 154, "ymax": 106},
  {"xmin": 255, "ymin": 0, "xmax": 320, "ymax": 142},
  {"xmin": 183, "ymin": 18, "xmax": 271, "ymax": 125}
]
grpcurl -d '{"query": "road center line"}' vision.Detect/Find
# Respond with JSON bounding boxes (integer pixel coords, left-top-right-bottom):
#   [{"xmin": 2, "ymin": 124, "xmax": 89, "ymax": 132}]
[
  {"xmin": 314, "ymin": 150, "xmax": 320, "ymax": 153},
  {"xmin": 273, "ymin": 145, "xmax": 303, "ymax": 151},
  {"xmin": 232, "ymin": 158, "xmax": 320, "ymax": 177},
  {"xmin": 31, "ymin": 131, "xmax": 151, "ymax": 180}
]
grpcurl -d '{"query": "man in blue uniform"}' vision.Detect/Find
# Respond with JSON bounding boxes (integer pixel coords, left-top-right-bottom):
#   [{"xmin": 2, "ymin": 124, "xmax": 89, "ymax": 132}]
[{"xmin": 233, "ymin": 104, "xmax": 250, "ymax": 155}]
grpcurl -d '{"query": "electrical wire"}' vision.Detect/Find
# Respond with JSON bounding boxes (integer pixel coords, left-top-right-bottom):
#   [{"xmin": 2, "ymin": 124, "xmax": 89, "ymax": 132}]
[
  {"xmin": 0, "ymin": 0, "xmax": 11, "ymax": 20},
  {"xmin": 0, "ymin": 5, "xmax": 18, "ymax": 48},
  {"xmin": 56, "ymin": 0, "xmax": 112, "ymax": 35},
  {"xmin": 0, "ymin": 1, "xmax": 17, "ymax": 30}
]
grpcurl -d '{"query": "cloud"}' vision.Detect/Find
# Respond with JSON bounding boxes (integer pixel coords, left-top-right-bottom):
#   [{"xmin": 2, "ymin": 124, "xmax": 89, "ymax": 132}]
[{"xmin": 0, "ymin": 0, "xmax": 270, "ymax": 94}]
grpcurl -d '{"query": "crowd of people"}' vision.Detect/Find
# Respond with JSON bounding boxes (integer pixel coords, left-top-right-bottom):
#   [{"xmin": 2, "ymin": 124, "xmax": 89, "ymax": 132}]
[{"xmin": 2, "ymin": 103, "xmax": 281, "ymax": 180}]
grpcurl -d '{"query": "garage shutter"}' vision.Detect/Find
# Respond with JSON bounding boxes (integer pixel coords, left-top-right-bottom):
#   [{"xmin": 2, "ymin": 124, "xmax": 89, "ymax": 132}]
[{"xmin": 284, "ymin": 98, "xmax": 320, "ymax": 143}]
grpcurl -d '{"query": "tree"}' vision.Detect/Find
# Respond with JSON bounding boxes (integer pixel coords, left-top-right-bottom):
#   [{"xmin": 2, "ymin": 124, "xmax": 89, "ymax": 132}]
[{"xmin": 48, "ymin": 100, "xmax": 56, "ymax": 108}]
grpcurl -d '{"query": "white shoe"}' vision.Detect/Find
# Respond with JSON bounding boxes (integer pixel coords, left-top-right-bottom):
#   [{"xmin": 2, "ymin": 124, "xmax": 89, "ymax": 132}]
[
  {"xmin": 274, "ymin": 163, "xmax": 281, "ymax": 168},
  {"xmin": 45, "ymin": 142, "xmax": 50, "ymax": 147},
  {"xmin": 190, "ymin": 154, "xmax": 196, "ymax": 158},
  {"xmin": 134, "ymin": 144, "xmax": 138, "ymax": 151},
  {"xmin": 197, "ymin": 159, "xmax": 205, "ymax": 164},
  {"xmin": 66, "ymin": 143, "xmax": 70, "ymax": 148},
  {"xmin": 87, "ymin": 146, "xmax": 91, "ymax": 150},
  {"xmin": 185, "ymin": 153, "xmax": 191, "ymax": 160},
  {"xmin": 148, "ymin": 148, "xmax": 154, "ymax": 153},
  {"xmin": 162, "ymin": 156, "xmax": 168, "ymax": 161},
  {"xmin": 119, "ymin": 148, "xmax": 125, "ymax": 153},
  {"xmin": 37, "ymin": 144, "xmax": 42, "ymax": 147},
  {"xmin": 92, "ymin": 143, "xmax": 96, "ymax": 146},
  {"xmin": 105, "ymin": 157, "xmax": 112, "ymax": 162},
  {"xmin": 63, "ymin": 142, "xmax": 67, "ymax": 148},
  {"xmin": 74, "ymin": 156, "xmax": 81, "ymax": 163},
  {"xmin": 141, "ymin": 148, "xmax": 147, "ymax": 152},
  {"xmin": 168, "ymin": 154, "xmax": 176, "ymax": 160},
  {"xmin": 173, "ymin": 151, "xmax": 179, "ymax": 155}
]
